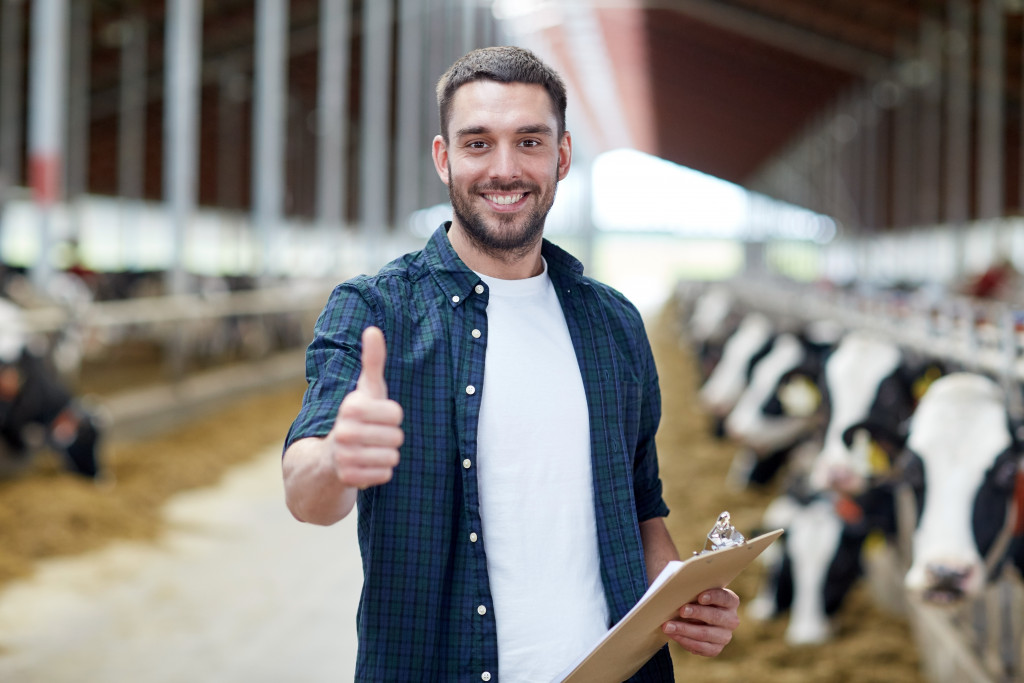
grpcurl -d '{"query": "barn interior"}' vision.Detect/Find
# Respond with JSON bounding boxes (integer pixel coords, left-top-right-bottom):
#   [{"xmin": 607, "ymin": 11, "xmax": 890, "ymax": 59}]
[{"xmin": 0, "ymin": 2, "xmax": 1022, "ymax": 682}]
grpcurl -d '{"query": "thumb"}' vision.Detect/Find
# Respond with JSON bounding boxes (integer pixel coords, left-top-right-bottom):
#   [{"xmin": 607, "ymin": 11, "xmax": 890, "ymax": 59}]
[{"xmin": 356, "ymin": 326, "xmax": 388, "ymax": 399}]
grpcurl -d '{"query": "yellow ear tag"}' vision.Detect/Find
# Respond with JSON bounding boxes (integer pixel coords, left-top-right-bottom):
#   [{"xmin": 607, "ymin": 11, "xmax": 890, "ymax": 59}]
[
  {"xmin": 868, "ymin": 439, "xmax": 890, "ymax": 475},
  {"xmin": 862, "ymin": 529, "xmax": 887, "ymax": 556},
  {"xmin": 912, "ymin": 365, "xmax": 943, "ymax": 402},
  {"xmin": 778, "ymin": 375, "xmax": 821, "ymax": 417}
]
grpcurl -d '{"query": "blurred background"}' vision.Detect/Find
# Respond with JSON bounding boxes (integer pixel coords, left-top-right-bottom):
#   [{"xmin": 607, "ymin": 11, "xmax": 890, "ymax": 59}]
[{"xmin": 0, "ymin": 1, "xmax": 1023, "ymax": 682}]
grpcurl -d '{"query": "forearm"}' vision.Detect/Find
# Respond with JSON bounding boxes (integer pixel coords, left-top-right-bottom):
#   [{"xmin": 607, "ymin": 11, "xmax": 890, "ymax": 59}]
[
  {"xmin": 639, "ymin": 517, "xmax": 681, "ymax": 585},
  {"xmin": 282, "ymin": 436, "xmax": 358, "ymax": 526}
]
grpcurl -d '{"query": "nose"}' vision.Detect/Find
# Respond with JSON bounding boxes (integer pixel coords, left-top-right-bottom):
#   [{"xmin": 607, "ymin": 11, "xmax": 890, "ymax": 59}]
[
  {"xmin": 922, "ymin": 562, "xmax": 973, "ymax": 603},
  {"xmin": 489, "ymin": 144, "xmax": 521, "ymax": 181}
]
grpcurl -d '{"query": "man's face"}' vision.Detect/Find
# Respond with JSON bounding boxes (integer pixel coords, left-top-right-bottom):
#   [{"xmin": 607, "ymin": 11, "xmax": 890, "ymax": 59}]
[{"xmin": 433, "ymin": 80, "xmax": 571, "ymax": 260}]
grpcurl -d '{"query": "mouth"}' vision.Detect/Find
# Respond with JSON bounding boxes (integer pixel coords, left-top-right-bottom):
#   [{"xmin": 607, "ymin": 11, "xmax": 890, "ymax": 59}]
[{"xmin": 482, "ymin": 191, "xmax": 528, "ymax": 209}]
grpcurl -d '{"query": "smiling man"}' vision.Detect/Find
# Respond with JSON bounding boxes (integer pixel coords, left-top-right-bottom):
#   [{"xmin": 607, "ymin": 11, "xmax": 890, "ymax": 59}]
[{"xmin": 282, "ymin": 46, "xmax": 740, "ymax": 682}]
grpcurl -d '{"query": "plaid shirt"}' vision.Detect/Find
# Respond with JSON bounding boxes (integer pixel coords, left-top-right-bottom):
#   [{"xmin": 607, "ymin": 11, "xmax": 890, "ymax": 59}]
[{"xmin": 286, "ymin": 224, "xmax": 673, "ymax": 683}]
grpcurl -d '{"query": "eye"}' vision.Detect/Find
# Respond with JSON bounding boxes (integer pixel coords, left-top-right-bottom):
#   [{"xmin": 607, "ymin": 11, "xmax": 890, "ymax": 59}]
[
  {"xmin": 466, "ymin": 140, "xmax": 488, "ymax": 149},
  {"xmin": 519, "ymin": 139, "xmax": 540, "ymax": 148}
]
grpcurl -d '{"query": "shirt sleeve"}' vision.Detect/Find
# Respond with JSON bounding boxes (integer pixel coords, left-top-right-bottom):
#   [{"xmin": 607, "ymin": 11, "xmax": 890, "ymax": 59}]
[
  {"xmin": 284, "ymin": 280, "xmax": 380, "ymax": 450},
  {"xmin": 631, "ymin": 321, "xmax": 670, "ymax": 523}
]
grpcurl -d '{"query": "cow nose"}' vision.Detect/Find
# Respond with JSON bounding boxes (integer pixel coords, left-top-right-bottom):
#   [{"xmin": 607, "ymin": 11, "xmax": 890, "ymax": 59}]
[{"xmin": 922, "ymin": 563, "xmax": 973, "ymax": 603}]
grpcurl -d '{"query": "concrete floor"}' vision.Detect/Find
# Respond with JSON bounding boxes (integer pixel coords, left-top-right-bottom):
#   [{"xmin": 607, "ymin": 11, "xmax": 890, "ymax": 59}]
[{"xmin": 0, "ymin": 448, "xmax": 362, "ymax": 683}]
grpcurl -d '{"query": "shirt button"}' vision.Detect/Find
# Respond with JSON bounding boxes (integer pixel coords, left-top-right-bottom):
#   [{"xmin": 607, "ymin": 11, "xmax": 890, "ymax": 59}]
[
  {"xmin": 466, "ymin": 385, "xmax": 476, "ymax": 395},
  {"xmin": 477, "ymin": 605, "xmax": 487, "ymax": 616},
  {"xmin": 475, "ymin": 284, "xmax": 484, "ymax": 294},
  {"xmin": 452, "ymin": 295, "xmax": 460, "ymax": 303},
  {"xmin": 471, "ymin": 329, "xmax": 481, "ymax": 339},
  {"xmin": 470, "ymin": 532, "xmax": 478, "ymax": 542},
  {"xmin": 482, "ymin": 673, "xmax": 491, "ymax": 682},
  {"xmin": 463, "ymin": 458, "xmax": 472, "ymax": 469}
]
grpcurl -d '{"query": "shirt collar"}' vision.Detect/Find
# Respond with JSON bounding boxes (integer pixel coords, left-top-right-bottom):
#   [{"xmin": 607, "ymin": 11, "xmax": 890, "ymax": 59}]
[{"xmin": 423, "ymin": 222, "xmax": 587, "ymax": 307}]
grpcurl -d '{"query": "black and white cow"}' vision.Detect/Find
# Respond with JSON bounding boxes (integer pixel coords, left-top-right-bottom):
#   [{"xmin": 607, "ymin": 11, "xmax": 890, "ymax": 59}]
[
  {"xmin": 808, "ymin": 330, "xmax": 944, "ymax": 495},
  {"xmin": 685, "ymin": 284, "xmax": 742, "ymax": 381},
  {"xmin": 0, "ymin": 297, "xmax": 103, "ymax": 479},
  {"xmin": 743, "ymin": 329, "xmax": 942, "ymax": 642},
  {"xmin": 720, "ymin": 327, "xmax": 835, "ymax": 488},
  {"xmin": 698, "ymin": 311, "xmax": 776, "ymax": 439},
  {"xmin": 746, "ymin": 478, "xmax": 900, "ymax": 644},
  {"xmin": 894, "ymin": 372, "xmax": 1022, "ymax": 602}
]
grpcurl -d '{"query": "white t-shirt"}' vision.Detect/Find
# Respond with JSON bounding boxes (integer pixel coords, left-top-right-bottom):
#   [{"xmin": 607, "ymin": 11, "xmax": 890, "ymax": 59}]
[{"xmin": 475, "ymin": 260, "xmax": 610, "ymax": 683}]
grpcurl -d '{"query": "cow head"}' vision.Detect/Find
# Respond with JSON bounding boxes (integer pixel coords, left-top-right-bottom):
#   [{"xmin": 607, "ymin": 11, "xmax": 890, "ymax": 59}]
[
  {"xmin": 723, "ymin": 331, "xmax": 831, "ymax": 483},
  {"xmin": 809, "ymin": 331, "xmax": 943, "ymax": 495},
  {"xmin": 900, "ymin": 373, "xmax": 1020, "ymax": 603},
  {"xmin": 698, "ymin": 312, "xmax": 775, "ymax": 421},
  {"xmin": 746, "ymin": 489, "xmax": 868, "ymax": 645}
]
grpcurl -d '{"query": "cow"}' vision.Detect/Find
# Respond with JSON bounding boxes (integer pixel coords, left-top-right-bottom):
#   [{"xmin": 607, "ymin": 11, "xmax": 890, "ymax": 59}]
[
  {"xmin": 698, "ymin": 311, "xmax": 776, "ymax": 438},
  {"xmin": 720, "ymin": 327, "xmax": 835, "ymax": 489},
  {"xmin": 894, "ymin": 372, "xmax": 1022, "ymax": 602},
  {"xmin": 684, "ymin": 284, "xmax": 742, "ymax": 381},
  {"xmin": 741, "ymin": 329, "xmax": 944, "ymax": 643},
  {"xmin": 746, "ymin": 479, "xmax": 900, "ymax": 645},
  {"xmin": 0, "ymin": 297, "xmax": 103, "ymax": 479},
  {"xmin": 808, "ymin": 330, "xmax": 944, "ymax": 496}
]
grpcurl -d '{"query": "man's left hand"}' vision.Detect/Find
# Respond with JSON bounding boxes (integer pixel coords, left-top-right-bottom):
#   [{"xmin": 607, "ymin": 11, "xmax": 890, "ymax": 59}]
[{"xmin": 662, "ymin": 587, "xmax": 740, "ymax": 657}]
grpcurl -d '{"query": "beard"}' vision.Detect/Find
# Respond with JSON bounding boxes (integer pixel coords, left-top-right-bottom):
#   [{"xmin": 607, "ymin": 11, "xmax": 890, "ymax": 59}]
[{"xmin": 447, "ymin": 166, "xmax": 558, "ymax": 262}]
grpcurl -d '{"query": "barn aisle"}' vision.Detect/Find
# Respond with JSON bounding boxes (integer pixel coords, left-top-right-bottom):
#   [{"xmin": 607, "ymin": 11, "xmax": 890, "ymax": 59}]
[{"xmin": 0, "ymin": 447, "xmax": 361, "ymax": 683}]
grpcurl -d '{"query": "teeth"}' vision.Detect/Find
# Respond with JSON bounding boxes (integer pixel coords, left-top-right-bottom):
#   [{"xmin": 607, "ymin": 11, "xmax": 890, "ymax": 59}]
[{"xmin": 485, "ymin": 193, "xmax": 523, "ymax": 205}]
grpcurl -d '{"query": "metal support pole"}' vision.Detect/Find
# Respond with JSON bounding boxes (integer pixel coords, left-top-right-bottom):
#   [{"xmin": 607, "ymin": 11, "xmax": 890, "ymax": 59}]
[
  {"xmin": 163, "ymin": 0, "xmax": 202, "ymax": 296},
  {"xmin": 1, "ymin": 0, "xmax": 25, "ymax": 187},
  {"xmin": 118, "ymin": 10, "xmax": 147, "ymax": 271},
  {"xmin": 976, "ymin": 0, "xmax": 1004, "ymax": 221},
  {"xmin": 872, "ymin": 81, "xmax": 894, "ymax": 230},
  {"xmin": 358, "ymin": 0, "xmax": 393, "ymax": 264},
  {"xmin": 66, "ymin": 0, "xmax": 89, "ymax": 199},
  {"xmin": 252, "ymin": 0, "xmax": 288, "ymax": 277},
  {"xmin": 316, "ymin": 0, "xmax": 349, "ymax": 231},
  {"xmin": 118, "ymin": 10, "xmax": 146, "ymax": 202},
  {"xmin": 216, "ymin": 61, "xmax": 245, "ymax": 210},
  {"xmin": 918, "ymin": 18, "xmax": 943, "ymax": 227},
  {"xmin": 27, "ymin": 0, "xmax": 67, "ymax": 291},
  {"xmin": 423, "ymin": 0, "xmax": 447, "ymax": 210},
  {"xmin": 892, "ymin": 79, "xmax": 916, "ymax": 228},
  {"xmin": 394, "ymin": 0, "xmax": 424, "ymax": 229},
  {"xmin": 860, "ymin": 93, "xmax": 878, "ymax": 232},
  {"xmin": 461, "ymin": 0, "xmax": 476, "ymax": 53},
  {"xmin": 944, "ymin": 0, "xmax": 971, "ymax": 232}
]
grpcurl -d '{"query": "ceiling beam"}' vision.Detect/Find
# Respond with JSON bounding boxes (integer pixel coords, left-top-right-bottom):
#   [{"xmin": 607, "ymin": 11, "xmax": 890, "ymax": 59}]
[{"xmin": 640, "ymin": 0, "xmax": 891, "ymax": 77}]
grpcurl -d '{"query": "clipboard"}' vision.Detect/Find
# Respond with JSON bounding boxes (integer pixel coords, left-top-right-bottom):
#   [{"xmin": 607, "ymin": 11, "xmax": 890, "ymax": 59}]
[{"xmin": 557, "ymin": 527, "xmax": 784, "ymax": 683}]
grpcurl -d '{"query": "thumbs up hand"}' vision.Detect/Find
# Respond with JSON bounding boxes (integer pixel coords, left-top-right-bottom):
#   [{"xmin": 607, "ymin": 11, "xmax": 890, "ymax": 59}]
[{"xmin": 327, "ymin": 326, "xmax": 405, "ymax": 489}]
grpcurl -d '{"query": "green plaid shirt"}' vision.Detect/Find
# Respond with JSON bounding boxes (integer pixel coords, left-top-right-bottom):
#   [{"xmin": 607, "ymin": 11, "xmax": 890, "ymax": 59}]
[{"xmin": 286, "ymin": 224, "xmax": 672, "ymax": 682}]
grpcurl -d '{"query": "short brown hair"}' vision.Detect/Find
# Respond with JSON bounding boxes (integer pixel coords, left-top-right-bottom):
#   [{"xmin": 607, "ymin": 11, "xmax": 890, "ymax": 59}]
[{"xmin": 436, "ymin": 46, "xmax": 567, "ymax": 142}]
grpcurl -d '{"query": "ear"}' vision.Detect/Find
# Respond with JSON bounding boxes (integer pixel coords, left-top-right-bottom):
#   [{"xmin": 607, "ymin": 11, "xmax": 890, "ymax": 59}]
[
  {"xmin": 432, "ymin": 135, "xmax": 451, "ymax": 186},
  {"xmin": 557, "ymin": 130, "xmax": 572, "ymax": 181}
]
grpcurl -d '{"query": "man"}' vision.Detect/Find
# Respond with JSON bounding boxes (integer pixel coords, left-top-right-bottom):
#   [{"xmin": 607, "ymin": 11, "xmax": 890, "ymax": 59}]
[{"xmin": 283, "ymin": 46, "xmax": 739, "ymax": 682}]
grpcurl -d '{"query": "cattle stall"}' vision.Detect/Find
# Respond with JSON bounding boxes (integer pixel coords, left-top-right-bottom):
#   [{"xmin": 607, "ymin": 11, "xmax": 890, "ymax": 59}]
[{"xmin": 676, "ymin": 277, "xmax": 1024, "ymax": 683}]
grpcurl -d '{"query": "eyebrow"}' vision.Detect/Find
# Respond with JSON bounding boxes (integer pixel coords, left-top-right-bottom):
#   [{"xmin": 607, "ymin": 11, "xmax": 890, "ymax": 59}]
[{"xmin": 454, "ymin": 123, "xmax": 555, "ymax": 138}]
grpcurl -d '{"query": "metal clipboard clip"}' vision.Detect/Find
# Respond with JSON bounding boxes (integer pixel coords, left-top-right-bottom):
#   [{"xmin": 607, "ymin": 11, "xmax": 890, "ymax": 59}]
[{"xmin": 698, "ymin": 511, "xmax": 746, "ymax": 555}]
